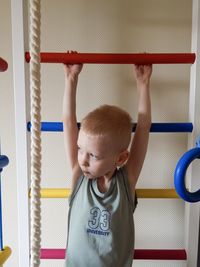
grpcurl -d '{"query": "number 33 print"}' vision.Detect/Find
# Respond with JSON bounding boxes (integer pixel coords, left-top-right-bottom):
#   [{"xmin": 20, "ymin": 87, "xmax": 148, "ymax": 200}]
[{"xmin": 88, "ymin": 207, "xmax": 111, "ymax": 231}]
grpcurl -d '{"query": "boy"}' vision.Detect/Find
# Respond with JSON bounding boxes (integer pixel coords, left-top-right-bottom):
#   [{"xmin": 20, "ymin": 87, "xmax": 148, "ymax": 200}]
[{"xmin": 63, "ymin": 51, "xmax": 152, "ymax": 267}]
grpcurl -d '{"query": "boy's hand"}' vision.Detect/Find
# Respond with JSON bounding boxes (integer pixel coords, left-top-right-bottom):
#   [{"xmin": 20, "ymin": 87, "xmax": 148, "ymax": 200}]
[
  {"xmin": 63, "ymin": 51, "xmax": 83, "ymax": 78},
  {"xmin": 133, "ymin": 64, "xmax": 152, "ymax": 86}
]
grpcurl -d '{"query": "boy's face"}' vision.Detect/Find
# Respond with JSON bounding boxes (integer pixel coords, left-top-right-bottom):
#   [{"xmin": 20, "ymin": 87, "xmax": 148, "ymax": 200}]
[{"xmin": 77, "ymin": 129, "xmax": 119, "ymax": 179}]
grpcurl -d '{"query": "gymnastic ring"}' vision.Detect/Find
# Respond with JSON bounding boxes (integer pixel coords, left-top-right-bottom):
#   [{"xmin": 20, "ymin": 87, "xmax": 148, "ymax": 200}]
[{"xmin": 174, "ymin": 147, "xmax": 200, "ymax": 202}]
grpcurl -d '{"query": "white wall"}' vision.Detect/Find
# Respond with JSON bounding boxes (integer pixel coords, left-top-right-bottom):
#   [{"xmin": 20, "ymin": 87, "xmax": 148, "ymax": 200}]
[{"xmin": 0, "ymin": 0, "xmax": 192, "ymax": 266}]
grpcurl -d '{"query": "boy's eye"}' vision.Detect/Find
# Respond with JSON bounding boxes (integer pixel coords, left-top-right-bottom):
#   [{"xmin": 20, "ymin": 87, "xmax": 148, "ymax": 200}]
[{"xmin": 90, "ymin": 153, "xmax": 98, "ymax": 160}]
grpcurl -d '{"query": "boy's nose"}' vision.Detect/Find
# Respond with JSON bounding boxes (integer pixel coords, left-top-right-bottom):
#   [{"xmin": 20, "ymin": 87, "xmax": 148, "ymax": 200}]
[{"xmin": 80, "ymin": 154, "xmax": 89, "ymax": 167}]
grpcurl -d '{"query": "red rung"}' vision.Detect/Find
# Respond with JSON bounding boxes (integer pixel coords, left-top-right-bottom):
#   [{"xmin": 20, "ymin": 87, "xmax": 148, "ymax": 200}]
[
  {"xmin": 41, "ymin": 249, "xmax": 65, "ymax": 259},
  {"xmin": 40, "ymin": 248, "xmax": 187, "ymax": 260},
  {"xmin": 25, "ymin": 52, "xmax": 195, "ymax": 64},
  {"xmin": 0, "ymin": 57, "xmax": 8, "ymax": 72},
  {"xmin": 134, "ymin": 249, "xmax": 187, "ymax": 260}
]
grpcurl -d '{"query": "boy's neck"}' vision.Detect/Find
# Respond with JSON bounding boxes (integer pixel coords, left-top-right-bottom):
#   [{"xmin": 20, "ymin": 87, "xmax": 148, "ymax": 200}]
[{"xmin": 97, "ymin": 169, "xmax": 116, "ymax": 193}]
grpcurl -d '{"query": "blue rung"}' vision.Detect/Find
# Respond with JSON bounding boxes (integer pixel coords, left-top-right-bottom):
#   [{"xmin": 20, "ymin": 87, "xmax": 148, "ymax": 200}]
[
  {"xmin": 0, "ymin": 155, "xmax": 9, "ymax": 171},
  {"xmin": 27, "ymin": 122, "xmax": 193, "ymax": 133},
  {"xmin": 135, "ymin": 123, "xmax": 193, "ymax": 133}
]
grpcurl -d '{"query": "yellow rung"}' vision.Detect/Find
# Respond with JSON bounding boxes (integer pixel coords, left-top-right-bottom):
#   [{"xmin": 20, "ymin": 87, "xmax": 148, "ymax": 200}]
[
  {"xmin": 40, "ymin": 188, "xmax": 71, "ymax": 198},
  {"xmin": 29, "ymin": 188, "xmax": 179, "ymax": 199},
  {"xmin": 0, "ymin": 246, "xmax": 12, "ymax": 265},
  {"xmin": 136, "ymin": 189, "xmax": 179, "ymax": 198}
]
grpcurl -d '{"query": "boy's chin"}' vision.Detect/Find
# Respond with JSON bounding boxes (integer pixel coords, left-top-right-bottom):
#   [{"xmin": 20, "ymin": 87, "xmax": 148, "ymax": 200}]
[{"xmin": 83, "ymin": 172, "xmax": 94, "ymax": 179}]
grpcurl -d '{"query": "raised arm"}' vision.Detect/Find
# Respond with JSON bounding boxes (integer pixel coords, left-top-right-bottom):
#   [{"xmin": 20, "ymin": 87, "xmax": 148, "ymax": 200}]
[
  {"xmin": 126, "ymin": 64, "xmax": 152, "ymax": 190},
  {"xmin": 62, "ymin": 52, "xmax": 83, "ymax": 188}
]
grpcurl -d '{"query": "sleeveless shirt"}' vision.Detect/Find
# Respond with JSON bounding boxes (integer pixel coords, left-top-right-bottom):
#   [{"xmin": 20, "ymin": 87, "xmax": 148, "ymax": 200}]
[{"xmin": 65, "ymin": 167, "xmax": 137, "ymax": 267}]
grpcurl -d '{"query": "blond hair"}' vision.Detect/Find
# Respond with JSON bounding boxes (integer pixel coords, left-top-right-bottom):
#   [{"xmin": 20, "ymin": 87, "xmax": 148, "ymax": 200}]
[{"xmin": 81, "ymin": 105, "xmax": 132, "ymax": 152}]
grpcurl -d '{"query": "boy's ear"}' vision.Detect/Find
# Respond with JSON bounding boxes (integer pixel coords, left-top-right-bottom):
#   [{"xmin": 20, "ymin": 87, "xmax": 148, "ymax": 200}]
[{"xmin": 116, "ymin": 150, "xmax": 129, "ymax": 167}]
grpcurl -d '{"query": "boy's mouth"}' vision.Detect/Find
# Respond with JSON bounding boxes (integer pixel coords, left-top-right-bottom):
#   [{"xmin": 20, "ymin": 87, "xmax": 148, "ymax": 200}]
[
  {"xmin": 83, "ymin": 171, "xmax": 95, "ymax": 179},
  {"xmin": 83, "ymin": 170, "xmax": 90, "ymax": 175}
]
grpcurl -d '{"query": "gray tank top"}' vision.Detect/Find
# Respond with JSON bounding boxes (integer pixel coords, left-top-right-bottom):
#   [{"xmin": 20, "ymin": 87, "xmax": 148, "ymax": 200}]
[{"xmin": 65, "ymin": 167, "xmax": 137, "ymax": 267}]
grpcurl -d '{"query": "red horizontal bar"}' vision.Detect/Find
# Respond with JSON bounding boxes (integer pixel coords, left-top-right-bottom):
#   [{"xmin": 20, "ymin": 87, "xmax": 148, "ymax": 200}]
[
  {"xmin": 41, "ymin": 249, "xmax": 64, "ymax": 259},
  {"xmin": 134, "ymin": 249, "xmax": 187, "ymax": 260},
  {"xmin": 40, "ymin": 248, "xmax": 187, "ymax": 260},
  {"xmin": 25, "ymin": 52, "xmax": 195, "ymax": 64},
  {"xmin": 0, "ymin": 57, "xmax": 8, "ymax": 72}
]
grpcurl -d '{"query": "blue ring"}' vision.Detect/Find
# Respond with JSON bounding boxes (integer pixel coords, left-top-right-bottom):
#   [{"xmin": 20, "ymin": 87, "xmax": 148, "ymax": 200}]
[{"xmin": 174, "ymin": 147, "xmax": 200, "ymax": 202}]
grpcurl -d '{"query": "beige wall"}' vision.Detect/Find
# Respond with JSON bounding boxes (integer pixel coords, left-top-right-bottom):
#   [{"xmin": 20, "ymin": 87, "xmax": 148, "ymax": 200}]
[
  {"xmin": 0, "ymin": 0, "xmax": 19, "ymax": 266},
  {"xmin": 0, "ymin": 0, "xmax": 192, "ymax": 266}
]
